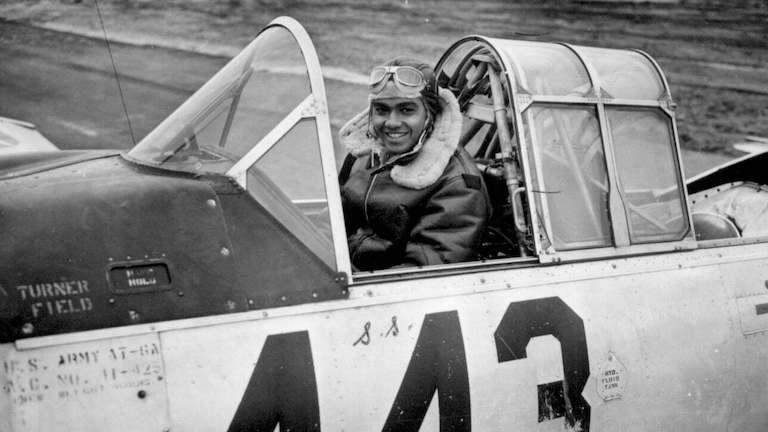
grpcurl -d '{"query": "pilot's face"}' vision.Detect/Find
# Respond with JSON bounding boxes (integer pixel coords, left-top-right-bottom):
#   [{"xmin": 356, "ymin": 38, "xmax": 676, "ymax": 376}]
[{"xmin": 370, "ymin": 97, "xmax": 428, "ymax": 156}]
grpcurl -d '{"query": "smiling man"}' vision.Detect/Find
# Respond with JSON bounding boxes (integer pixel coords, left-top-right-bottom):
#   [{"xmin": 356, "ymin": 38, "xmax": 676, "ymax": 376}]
[
  {"xmin": 338, "ymin": 57, "xmax": 490, "ymax": 271},
  {"xmin": 370, "ymin": 97, "xmax": 427, "ymax": 156}
]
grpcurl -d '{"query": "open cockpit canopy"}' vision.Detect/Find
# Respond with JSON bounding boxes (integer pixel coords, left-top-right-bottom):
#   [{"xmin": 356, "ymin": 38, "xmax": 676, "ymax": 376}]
[
  {"xmin": 126, "ymin": 19, "xmax": 697, "ymax": 275},
  {"xmin": 437, "ymin": 37, "xmax": 694, "ymax": 263}
]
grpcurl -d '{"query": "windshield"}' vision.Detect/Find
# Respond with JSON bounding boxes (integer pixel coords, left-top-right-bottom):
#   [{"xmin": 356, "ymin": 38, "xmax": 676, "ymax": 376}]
[
  {"xmin": 127, "ymin": 26, "xmax": 310, "ymax": 174},
  {"xmin": 524, "ymin": 104, "xmax": 612, "ymax": 250},
  {"xmin": 127, "ymin": 20, "xmax": 344, "ymax": 270}
]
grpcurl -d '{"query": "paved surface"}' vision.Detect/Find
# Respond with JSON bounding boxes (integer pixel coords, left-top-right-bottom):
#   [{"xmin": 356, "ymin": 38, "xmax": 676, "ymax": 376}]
[{"xmin": 0, "ymin": 19, "xmax": 227, "ymax": 150}]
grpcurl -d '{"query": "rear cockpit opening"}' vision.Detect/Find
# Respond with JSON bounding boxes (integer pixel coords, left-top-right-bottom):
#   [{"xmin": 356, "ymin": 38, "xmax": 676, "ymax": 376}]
[
  {"xmin": 690, "ymin": 182, "xmax": 768, "ymax": 241},
  {"xmin": 686, "ymin": 150, "xmax": 768, "ymax": 243}
]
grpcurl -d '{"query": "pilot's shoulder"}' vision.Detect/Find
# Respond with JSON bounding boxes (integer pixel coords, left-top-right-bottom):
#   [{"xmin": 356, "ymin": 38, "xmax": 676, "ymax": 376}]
[{"xmin": 443, "ymin": 147, "xmax": 483, "ymax": 188}]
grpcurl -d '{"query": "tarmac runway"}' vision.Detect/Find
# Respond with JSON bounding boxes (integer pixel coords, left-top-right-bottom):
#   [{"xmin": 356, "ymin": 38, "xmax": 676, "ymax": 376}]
[{"xmin": 0, "ymin": 19, "xmax": 226, "ymax": 150}]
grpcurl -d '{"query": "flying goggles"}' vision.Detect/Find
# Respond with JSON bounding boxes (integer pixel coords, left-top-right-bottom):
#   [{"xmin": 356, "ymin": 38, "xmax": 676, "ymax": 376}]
[{"xmin": 369, "ymin": 66, "xmax": 427, "ymax": 97}]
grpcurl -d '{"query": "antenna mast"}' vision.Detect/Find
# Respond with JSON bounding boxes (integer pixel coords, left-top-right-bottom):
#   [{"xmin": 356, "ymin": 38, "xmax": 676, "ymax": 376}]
[{"xmin": 94, "ymin": 0, "xmax": 137, "ymax": 146}]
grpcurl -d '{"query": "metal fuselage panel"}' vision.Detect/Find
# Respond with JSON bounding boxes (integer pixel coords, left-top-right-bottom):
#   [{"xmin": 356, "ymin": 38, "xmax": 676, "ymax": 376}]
[
  {"xmin": 0, "ymin": 154, "xmax": 343, "ymax": 342},
  {"xmin": 2, "ymin": 242, "xmax": 767, "ymax": 431}
]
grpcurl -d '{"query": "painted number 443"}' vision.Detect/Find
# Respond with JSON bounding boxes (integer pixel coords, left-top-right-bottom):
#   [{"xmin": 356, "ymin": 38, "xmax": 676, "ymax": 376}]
[{"xmin": 227, "ymin": 297, "xmax": 591, "ymax": 431}]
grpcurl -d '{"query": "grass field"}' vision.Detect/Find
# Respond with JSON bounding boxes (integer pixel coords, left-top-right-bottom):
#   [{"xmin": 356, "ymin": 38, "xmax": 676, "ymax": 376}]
[{"xmin": 1, "ymin": 0, "xmax": 767, "ymax": 155}]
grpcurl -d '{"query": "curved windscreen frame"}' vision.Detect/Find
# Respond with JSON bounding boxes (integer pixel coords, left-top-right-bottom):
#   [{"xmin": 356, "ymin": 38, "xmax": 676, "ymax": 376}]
[
  {"xmin": 573, "ymin": 46, "xmax": 667, "ymax": 100},
  {"xmin": 435, "ymin": 36, "xmax": 544, "ymax": 260},
  {"xmin": 438, "ymin": 35, "xmax": 695, "ymax": 264},
  {"xmin": 127, "ymin": 21, "xmax": 310, "ymax": 175},
  {"xmin": 489, "ymin": 39, "xmax": 593, "ymax": 97},
  {"xmin": 501, "ymin": 39, "xmax": 693, "ymax": 261},
  {"xmin": 126, "ymin": 17, "xmax": 351, "ymax": 274}
]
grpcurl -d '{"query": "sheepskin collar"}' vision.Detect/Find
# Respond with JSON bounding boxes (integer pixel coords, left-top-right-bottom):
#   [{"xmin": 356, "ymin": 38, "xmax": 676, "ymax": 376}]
[{"xmin": 339, "ymin": 87, "xmax": 462, "ymax": 190}]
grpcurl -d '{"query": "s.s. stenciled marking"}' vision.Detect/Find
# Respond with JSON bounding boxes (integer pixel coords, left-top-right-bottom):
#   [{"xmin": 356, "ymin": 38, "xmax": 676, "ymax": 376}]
[
  {"xmin": 227, "ymin": 331, "xmax": 320, "ymax": 431},
  {"xmin": 385, "ymin": 316, "xmax": 399, "ymax": 337},
  {"xmin": 494, "ymin": 297, "xmax": 591, "ymax": 430},
  {"xmin": 352, "ymin": 316, "xmax": 400, "ymax": 346},
  {"xmin": 353, "ymin": 321, "xmax": 372, "ymax": 346},
  {"xmin": 228, "ymin": 297, "xmax": 589, "ymax": 431}
]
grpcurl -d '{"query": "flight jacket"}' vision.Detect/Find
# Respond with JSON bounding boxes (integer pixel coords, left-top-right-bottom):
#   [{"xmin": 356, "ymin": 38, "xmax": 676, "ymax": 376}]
[{"xmin": 338, "ymin": 88, "xmax": 490, "ymax": 271}]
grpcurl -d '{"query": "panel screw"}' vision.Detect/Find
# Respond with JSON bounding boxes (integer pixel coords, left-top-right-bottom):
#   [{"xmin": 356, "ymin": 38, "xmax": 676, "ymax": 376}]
[
  {"xmin": 21, "ymin": 323, "xmax": 34, "ymax": 335},
  {"xmin": 177, "ymin": 291, "xmax": 184, "ymax": 297},
  {"xmin": 108, "ymin": 298, "xmax": 116, "ymax": 304},
  {"xmin": 221, "ymin": 247, "xmax": 230, "ymax": 257},
  {"xmin": 206, "ymin": 199, "xmax": 217, "ymax": 208},
  {"xmin": 137, "ymin": 390, "xmax": 147, "ymax": 399},
  {"xmin": 129, "ymin": 310, "xmax": 140, "ymax": 322}
]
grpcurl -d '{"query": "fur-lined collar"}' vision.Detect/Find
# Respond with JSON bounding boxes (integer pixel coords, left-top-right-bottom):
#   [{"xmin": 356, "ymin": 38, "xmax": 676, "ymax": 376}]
[{"xmin": 338, "ymin": 87, "xmax": 462, "ymax": 190}]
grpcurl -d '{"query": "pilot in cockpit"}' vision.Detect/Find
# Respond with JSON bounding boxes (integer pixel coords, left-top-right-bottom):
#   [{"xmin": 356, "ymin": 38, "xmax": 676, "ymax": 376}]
[{"xmin": 338, "ymin": 57, "xmax": 490, "ymax": 271}]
